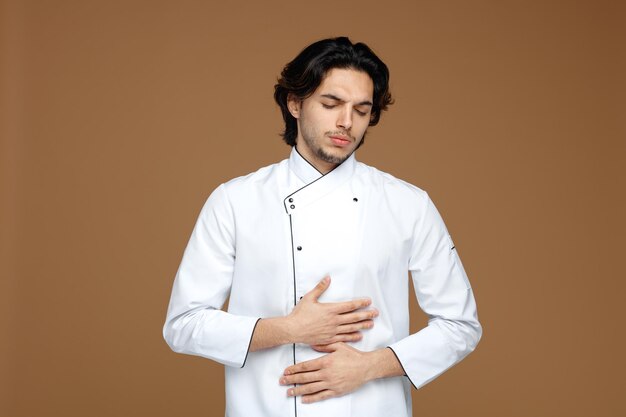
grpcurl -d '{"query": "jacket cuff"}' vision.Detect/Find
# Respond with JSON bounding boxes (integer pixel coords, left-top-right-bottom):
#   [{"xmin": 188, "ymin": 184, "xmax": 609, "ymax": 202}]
[
  {"xmin": 241, "ymin": 318, "xmax": 262, "ymax": 368},
  {"xmin": 388, "ymin": 324, "xmax": 457, "ymax": 389},
  {"xmin": 386, "ymin": 346, "xmax": 417, "ymax": 389}
]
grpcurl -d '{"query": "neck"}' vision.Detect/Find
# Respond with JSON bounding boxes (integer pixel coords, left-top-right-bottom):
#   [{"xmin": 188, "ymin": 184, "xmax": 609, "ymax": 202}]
[{"xmin": 294, "ymin": 145, "xmax": 337, "ymax": 174}]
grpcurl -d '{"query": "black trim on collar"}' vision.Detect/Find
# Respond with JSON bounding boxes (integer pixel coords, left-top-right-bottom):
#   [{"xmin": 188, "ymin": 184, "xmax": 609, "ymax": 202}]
[
  {"xmin": 294, "ymin": 146, "xmax": 323, "ymax": 175},
  {"xmin": 283, "ymin": 151, "xmax": 346, "ymax": 214}
]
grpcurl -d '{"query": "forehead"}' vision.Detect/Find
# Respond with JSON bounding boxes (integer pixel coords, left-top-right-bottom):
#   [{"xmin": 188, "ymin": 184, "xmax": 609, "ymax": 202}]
[{"xmin": 314, "ymin": 68, "xmax": 374, "ymax": 101}]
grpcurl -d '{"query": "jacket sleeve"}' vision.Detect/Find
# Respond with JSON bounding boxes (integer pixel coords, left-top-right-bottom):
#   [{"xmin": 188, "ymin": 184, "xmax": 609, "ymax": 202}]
[
  {"xmin": 163, "ymin": 184, "xmax": 260, "ymax": 368},
  {"xmin": 388, "ymin": 195, "xmax": 482, "ymax": 388}
]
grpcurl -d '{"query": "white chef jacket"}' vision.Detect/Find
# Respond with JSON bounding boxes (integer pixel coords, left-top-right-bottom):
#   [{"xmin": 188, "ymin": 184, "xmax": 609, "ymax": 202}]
[{"xmin": 163, "ymin": 147, "xmax": 481, "ymax": 417}]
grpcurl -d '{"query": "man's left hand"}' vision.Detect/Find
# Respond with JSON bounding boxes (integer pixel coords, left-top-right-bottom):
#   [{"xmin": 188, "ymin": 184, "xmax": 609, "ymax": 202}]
[{"xmin": 279, "ymin": 343, "xmax": 372, "ymax": 404}]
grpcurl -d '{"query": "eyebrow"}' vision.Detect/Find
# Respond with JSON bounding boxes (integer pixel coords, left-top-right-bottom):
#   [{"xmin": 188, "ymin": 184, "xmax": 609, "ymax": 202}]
[{"xmin": 321, "ymin": 94, "xmax": 373, "ymax": 107}]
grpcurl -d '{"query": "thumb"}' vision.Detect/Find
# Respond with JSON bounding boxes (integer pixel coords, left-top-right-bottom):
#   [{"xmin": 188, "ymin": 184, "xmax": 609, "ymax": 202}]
[
  {"xmin": 305, "ymin": 276, "xmax": 331, "ymax": 301},
  {"xmin": 311, "ymin": 342, "xmax": 340, "ymax": 353}
]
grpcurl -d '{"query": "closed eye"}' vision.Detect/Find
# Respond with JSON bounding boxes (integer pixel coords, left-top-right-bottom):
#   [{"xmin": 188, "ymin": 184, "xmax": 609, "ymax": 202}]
[{"xmin": 322, "ymin": 102, "xmax": 368, "ymax": 116}]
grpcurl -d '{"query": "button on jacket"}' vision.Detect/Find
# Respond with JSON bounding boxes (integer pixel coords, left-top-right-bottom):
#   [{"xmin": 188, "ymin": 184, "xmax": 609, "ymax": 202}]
[{"xmin": 163, "ymin": 148, "xmax": 482, "ymax": 417}]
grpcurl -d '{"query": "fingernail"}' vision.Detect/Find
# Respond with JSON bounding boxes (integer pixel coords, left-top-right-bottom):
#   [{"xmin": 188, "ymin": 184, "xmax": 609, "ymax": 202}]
[
  {"xmin": 279, "ymin": 378, "xmax": 286, "ymax": 384},
  {"xmin": 288, "ymin": 389, "xmax": 294, "ymax": 396}
]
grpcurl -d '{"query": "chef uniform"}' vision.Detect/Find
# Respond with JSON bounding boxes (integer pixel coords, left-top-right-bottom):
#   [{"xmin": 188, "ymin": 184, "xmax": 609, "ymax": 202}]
[{"xmin": 163, "ymin": 147, "xmax": 482, "ymax": 417}]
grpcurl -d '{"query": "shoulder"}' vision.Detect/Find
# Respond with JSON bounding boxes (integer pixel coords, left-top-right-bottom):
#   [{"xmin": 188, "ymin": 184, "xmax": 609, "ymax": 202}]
[
  {"xmin": 199, "ymin": 158, "xmax": 289, "ymax": 216},
  {"xmin": 354, "ymin": 161, "xmax": 430, "ymax": 205},
  {"xmin": 197, "ymin": 158, "xmax": 286, "ymax": 211},
  {"xmin": 219, "ymin": 158, "xmax": 288, "ymax": 197}
]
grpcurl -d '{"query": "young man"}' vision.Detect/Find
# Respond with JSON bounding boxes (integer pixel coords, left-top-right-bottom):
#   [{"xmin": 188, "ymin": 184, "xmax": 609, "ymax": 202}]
[{"xmin": 163, "ymin": 37, "xmax": 481, "ymax": 417}]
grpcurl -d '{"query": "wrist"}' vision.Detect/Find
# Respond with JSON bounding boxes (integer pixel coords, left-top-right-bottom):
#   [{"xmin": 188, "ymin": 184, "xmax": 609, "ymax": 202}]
[
  {"xmin": 250, "ymin": 316, "xmax": 296, "ymax": 351},
  {"xmin": 280, "ymin": 314, "xmax": 299, "ymax": 344},
  {"xmin": 363, "ymin": 348, "xmax": 404, "ymax": 382},
  {"xmin": 363, "ymin": 349, "xmax": 384, "ymax": 382}
]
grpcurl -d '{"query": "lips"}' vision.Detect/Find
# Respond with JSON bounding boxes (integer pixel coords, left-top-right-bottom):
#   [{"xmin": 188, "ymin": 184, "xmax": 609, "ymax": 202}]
[{"xmin": 329, "ymin": 134, "xmax": 352, "ymax": 147}]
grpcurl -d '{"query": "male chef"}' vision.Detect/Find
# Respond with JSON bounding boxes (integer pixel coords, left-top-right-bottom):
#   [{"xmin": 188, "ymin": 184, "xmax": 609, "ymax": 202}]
[{"xmin": 163, "ymin": 37, "xmax": 481, "ymax": 417}]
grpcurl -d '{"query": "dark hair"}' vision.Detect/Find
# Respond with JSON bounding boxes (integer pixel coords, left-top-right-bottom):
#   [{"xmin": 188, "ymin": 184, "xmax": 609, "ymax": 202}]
[{"xmin": 274, "ymin": 37, "xmax": 393, "ymax": 146}]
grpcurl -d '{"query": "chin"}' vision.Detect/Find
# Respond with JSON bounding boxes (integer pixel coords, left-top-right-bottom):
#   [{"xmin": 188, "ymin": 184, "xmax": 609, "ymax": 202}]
[{"xmin": 325, "ymin": 151, "xmax": 352, "ymax": 165}]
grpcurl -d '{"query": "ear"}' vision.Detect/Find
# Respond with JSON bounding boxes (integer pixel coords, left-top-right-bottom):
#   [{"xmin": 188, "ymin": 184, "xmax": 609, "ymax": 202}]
[{"xmin": 287, "ymin": 94, "xmax": 301, "ymax": 119}]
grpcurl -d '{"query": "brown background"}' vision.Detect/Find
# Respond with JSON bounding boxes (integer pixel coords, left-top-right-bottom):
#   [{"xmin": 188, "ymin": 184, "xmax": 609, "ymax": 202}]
[{"xmin": 1, "ymin": 0, "xmax": 624, "ymax": 416}]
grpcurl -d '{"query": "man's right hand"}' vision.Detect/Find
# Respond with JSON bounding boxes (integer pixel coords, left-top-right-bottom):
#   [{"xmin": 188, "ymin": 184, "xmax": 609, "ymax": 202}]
[
  {"xmin": 286, "ymin": 276, "xmax": 378, "ymax": 346},
  {"xmin": 249, "ymin": 276, "xmax": 377, "ymax": 352}
]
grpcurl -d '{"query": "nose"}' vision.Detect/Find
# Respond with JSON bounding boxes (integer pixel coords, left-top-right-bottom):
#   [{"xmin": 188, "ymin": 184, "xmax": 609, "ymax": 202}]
[{"xmin": 337, "ymin": 106, "xmax": 352, "ymax": 130}]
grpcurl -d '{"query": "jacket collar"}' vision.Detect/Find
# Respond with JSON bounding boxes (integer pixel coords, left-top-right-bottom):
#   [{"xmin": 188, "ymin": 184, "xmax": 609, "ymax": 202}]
[
  {"xmin": 289, "ymin": 147, "xmax": 324, "ymax": 184},
  {"xmin": 284, "ymin": 146, "xmax": 357, "ymax": 214}
]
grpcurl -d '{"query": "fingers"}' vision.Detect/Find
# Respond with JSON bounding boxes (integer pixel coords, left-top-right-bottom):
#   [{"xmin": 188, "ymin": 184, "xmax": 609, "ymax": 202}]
[
  {"xmin": 287, "ymin": 381, "xmax": 327, "ymax": 397},
  {"xmin": 311, "ymin": 343, "xmax": 340, "ymax": 352},
  {"xmin": 304, "ymin": 276, "xmax": 331, "ymax": 302},
  {"xmin": 303, "ymin": 277, "xmax": 374, "ymax": 317},
  {"xmin": 280, "ymin": 344, "xmax": 367, "ymax": 405},
  {"xmin": 329, "ymin": 331, "xmax": 363, "ymax": 345},
  {"xmin": 302, "ymin": 390, "xmax": 335, "ymax": 404},
  {"xmin": 280, "ymin": 370, "xmax": 323, "ymax": 386},
  {"xmin": 338, "ymin": 309, "xmax": 378, "ymax": 325},
  {"xmin": 284, "ymin": 356, "xmax": 324, "ymax": 376},
  {"xmin": 337, "ymin": 320, "xmax": 374, "ymax": 335},
  {"xmin": 332, "ymin": 298, "xmax": 372, "ymax": 314},
  {"xmin": 311, "ymin": 331, "xmax": 363, "ymax": 349}
]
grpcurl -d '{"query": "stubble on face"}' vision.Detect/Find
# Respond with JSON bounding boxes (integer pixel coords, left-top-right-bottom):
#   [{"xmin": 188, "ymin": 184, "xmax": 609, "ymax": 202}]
[
  {"xmin": 292, "ymin": 68, "xmax": 373, "ymax": 172},
  {"xmin": 299, "ymin": 111, "xmax": 361, "ymax": 166}
]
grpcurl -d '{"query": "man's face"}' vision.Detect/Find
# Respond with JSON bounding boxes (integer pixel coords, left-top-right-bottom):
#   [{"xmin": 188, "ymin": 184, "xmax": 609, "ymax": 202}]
[{"xmin": 289, "ymin": 68, "xmax": 374, "ymax": 173}]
